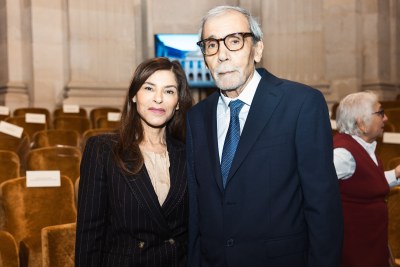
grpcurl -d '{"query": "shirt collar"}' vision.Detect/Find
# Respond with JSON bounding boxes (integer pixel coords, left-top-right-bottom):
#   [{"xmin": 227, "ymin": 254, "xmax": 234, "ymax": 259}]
[
  {"xmin": 220, "ymin": 70, "xmax": 261, "ymax": 111},
  {"xmin": 351, "ymin": 135, "xmax": 377, "ymax": 155}
]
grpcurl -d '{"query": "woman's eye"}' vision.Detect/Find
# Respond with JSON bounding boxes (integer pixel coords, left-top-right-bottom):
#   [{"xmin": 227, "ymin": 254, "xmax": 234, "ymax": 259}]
[
  {"xmin": 165, "ymin": 90, "xmax": 175, "ymax": 94},
  {"xmin": 144, "ymin": 86, "xmax": 153, "ymax": 91}
]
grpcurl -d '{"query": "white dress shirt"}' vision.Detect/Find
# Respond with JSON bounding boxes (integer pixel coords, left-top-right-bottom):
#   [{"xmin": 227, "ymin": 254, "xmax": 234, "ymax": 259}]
[
  {"xmin": 217, "ymin": 71, "xmax": 261, "ymax": 161},
  {"xmin": 333, "ymin": 134, "xmax": 399, "ymax": 187}
]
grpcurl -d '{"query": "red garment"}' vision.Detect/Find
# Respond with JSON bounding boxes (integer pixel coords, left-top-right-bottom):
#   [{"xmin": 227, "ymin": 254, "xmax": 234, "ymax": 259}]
[{"xmin": 334, "ymin": 133, "xmax": 390, "ymax": 267}]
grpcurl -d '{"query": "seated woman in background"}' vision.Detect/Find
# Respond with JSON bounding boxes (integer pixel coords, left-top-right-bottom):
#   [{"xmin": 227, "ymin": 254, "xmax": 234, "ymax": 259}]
[
  {"xmin": 75, "ymin": 57, "xmax": 192, "ymax": 266},
  {"xmin": 333, "ymin": 91, "xmax": 400, "ymax": 267}
]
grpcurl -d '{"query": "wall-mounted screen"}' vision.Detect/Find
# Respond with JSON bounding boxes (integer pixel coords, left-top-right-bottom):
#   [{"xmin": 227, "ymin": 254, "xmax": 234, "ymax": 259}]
[{"xmin": 154, "ymin": 34, "xmax": 215, "ymax": 88}]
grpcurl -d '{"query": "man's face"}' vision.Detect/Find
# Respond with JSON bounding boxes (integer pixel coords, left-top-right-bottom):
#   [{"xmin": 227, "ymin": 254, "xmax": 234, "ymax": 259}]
[{"xmin": 202, "ymin": 10, "xmax": 263, "ymax": 95}]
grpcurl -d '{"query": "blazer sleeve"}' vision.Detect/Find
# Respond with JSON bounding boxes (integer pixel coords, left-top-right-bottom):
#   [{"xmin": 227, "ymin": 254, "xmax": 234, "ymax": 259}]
[
  {"xmin": 186, "ymin": 115, "xmax": 201, "ymax": 267},
  {"xmin": 295, "ymin": 90, "xmax": 344, "ymax": 267},
  {"xmin": 75, "ymin": 136, "xmax": 109, "ymax": 267}
]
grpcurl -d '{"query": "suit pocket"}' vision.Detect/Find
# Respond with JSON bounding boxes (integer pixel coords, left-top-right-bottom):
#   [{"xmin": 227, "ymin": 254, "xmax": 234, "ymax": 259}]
[{"xmin": 264, "ymin": 232, "xmax": 308, "ymax": 258}]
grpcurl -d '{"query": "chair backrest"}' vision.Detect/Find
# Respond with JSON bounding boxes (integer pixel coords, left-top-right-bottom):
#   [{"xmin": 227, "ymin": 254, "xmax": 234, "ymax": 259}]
[
  {"xmin": 0, "ymin": 176, "xmax": 76, "ymax": 267},
  {"xmin": 89, "ymin": 107, "xmax": 121, "ymax": 128},
  {"xmin": 0, "ymin": 131, "xmax": 30, "ymax": 173},
  {"xmin": 74, "ymin": 177, "xmax": 80, "ymax": 208},
  {"xmin": 81, "ymin": 128, "xmax": 114, "ymax": 151},
  {"xmin": 96, "ymin": 116, "xmax": 120, "ymax": 129},
  {"xmin": 388, "ymin": 157, "xmax": 400, "ymax": 170},
  {"xmin": 53, "ymin": 116, "xmax": 91, "ymax": 136},
  {"xmin": 0, "ymin": 150, "xmax": 20, "ymax": 184},
  {"xmin": 330, "ymin": 102, "xmax": 339, "ymax": 120},
  {"xmin": 0, "ymin": 231, "xmax": 19, "ymax": 267},
  {"xmin": 27, "ymin": 146, "xmax": 82, "ymax": 184},
  {"xmin": 376, "ymin": 142, "xmax": 400, "ymax": 171},
  {"xmin": 0, "ymin": 114, "xmax": 10, "ymax": 121},
  {"xmin": 386, "ymin": 108, "xmax": 400, "ymax": 132},
  {"xmin": 13, "ymin": 107, "xmax": 51, "ymax": 128},
  {"xmin": 31, "ymin": 129, "xmax": 80, "ymax": 149},
  {"xmin": 53, "ymin": 107, "xmax": 87, "ymax": 118},
  {"xmin": 41, "ymin": 223, "xmax": 76, "ymax": 267},
  {"xmin": 388, "ymin": 186, "xmax": 400, "ymax": 266},
  {"xmin": 5, "ymin": 116, "xmax": 48, "ymax": 140}
]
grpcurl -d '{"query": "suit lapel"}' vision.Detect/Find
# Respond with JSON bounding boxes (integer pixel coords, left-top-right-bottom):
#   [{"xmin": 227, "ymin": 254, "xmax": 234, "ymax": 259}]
[
  {"xmin": 226, "ymin": 69, "xmax": 284, "ymax": 186},
  {"xmin": 162, "ymin": 138, "xmax": 187, "ymax": 216},
  {"xmin": 122, "ymin": 160, "xmax": 171, "ymax": 235},
  {"xmin": 204, "ymin": 92, "xmax": 225, "ymax": 192}
]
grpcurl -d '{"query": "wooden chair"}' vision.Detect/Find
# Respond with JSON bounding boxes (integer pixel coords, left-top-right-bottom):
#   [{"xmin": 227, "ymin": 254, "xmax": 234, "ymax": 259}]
[
  {"xmin": 0, "ymin": 131, "xmax": 30, "ymax": 173},
  {"xmin": 26, "ymin": 146, "xmax": 81, "ymax": 184},
  {"xmin": 0, "ymin": 231, "xmax": 19, "ymax": 267},
  {"xmin": 385, "ymin": 121, "xmax": 398, "ymax": 133},
  {"xmin": 31, "ymin": 129, "xmax": 80, "ymax": 149},
  {"xmin": 386, "ymin": 108, "xmax": 400, "ymax": 132},
  {"xmin": 81, "ymin": 128, "xmax": 114, "ymax": 151},
  {"xmin": 53, "ymin": 116, "xmax": 91, "ymax": 137},
  {"xmin": 74, "ymin": 177, "xmax": 80, "ymax": 208},
  {"xmin": 0, "ymin": 176, "xmax": 76, "ymax": 267},
  {"xmin": 0, "ymin": 114, "xmax": 10, "ymax": 121},
  {"xmin": 0, "ymin": 150, "xmax": 20, "ymax": 184},
  {"xmin": 376, "ymin": 143, "xmax": 400, "ymax": 171},
  {"xmin": 388, "ymin": 186, "xmax": 400, "ymax": 267},
  {"xmin": 388, "ymin": 157, "xmax": 400, "ymax": 170},
  {"xmin": 5, "ymin": 116, "xmax": 48, "ymax": 140},
  {"xmin": 96, "ymin": 116, "xmax": 120, "ymax": 129},
  {"xmin": 53, "ymin": 107, "xmax": 87, "ymax": 118},
  {"xmin": 41, "ymin": 223, "xmax": 76, "ymax": 267},
  {"xmin": 89, "ymin": 107, "xmax": 121, "ymax": 128},
  {"xmin": 13, "ymin": 107, "xmax": 51, "ymax": 128}
]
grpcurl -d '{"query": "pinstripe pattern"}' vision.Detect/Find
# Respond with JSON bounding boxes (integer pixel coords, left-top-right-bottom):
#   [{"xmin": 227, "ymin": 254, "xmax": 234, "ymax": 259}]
[{"xmin": 75, "ymin": 134, "xmax": 188, "ymax": 267}]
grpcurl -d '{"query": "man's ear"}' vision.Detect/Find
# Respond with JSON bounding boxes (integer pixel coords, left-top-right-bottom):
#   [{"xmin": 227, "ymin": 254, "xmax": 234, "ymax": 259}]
[
  {"xmin": 356, "ymin": 119, "xmax": 367, "ymax": 134},
  {"xmin": 254, "ymin": 41, "xmax": 264, "ymax": 63}
]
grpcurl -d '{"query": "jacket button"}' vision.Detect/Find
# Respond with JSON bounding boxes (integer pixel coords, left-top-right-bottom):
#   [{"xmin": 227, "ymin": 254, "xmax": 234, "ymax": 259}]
[
  {"xmin": 226, "ymin": 238, "xmax": 234, "ymax": 247},
  {"xmin": 138, "ymin": 241, "xmax": 145, "ymax": 249}
]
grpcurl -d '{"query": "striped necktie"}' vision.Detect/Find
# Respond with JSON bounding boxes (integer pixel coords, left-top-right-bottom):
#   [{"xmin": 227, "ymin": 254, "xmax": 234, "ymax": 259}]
[{"xmin": 220, "ymin": 99, "xmax": 245, "ymax": 188}]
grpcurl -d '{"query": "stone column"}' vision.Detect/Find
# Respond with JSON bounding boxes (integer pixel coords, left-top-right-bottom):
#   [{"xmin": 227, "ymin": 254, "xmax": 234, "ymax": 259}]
[{"xmin": 0, "ymin": 0, "xmax": 30, "ymax": 111}]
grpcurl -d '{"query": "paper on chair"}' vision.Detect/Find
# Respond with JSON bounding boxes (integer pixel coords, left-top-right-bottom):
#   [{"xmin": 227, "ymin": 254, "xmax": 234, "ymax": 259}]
[
  {"xmin": 0, "ymin": 106, "xmax": 9, "ymax": 116},
  {"xmin": 26, "ymin": 170, "xmax": 61, "ymax": 187},
  {"xmin": 25, "ymin": 113, "xmax": 46, "ymax": 124},
  {"xmin": 383, "ymin": 132, "xmax": 400, "ymax": 144},
  {"xmin": 107, "ymin": 112, "xmax": 121, "ymax": 121},
  {"xmin": 330, "ymin": 120, "xmax": 337, "ymax": 130},
  {"xmin": 0, "ymin": 121, "xmax": 23, "ymax": 138},
  {"xmin": 63, "ymin": 104, "xmax": 80, "ymax": 113}
]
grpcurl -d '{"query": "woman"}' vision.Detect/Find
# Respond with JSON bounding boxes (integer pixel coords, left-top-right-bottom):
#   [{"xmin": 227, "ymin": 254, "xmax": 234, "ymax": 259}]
[
  {"xmin": 75, "ymin": 57, "xmax": 192, "ymax": 266},
  {"xmin": 333, "ymin": 91, "xmax": 400, "ymax": 267}
]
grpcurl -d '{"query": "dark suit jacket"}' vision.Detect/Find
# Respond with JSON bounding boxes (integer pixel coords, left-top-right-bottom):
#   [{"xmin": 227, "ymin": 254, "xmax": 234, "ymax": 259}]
[
  {"xmin": 186, "ymin": 68, "xmax": 343, "ymax": 267},
  {"xmin": 75, "ymin": 134, "xmax": 188, "ymax": 267}
]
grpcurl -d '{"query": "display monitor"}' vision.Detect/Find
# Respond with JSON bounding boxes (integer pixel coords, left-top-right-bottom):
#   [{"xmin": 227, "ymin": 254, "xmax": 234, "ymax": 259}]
[{"xmin": 154, "ymin": 33, "xmax": 215, "ymax": 88}]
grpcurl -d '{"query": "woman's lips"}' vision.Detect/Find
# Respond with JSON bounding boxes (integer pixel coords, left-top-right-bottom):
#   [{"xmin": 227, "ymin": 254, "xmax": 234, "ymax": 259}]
[{"xmin": 149, "ymin": 107, "xmax": 165, "ymax": 114}]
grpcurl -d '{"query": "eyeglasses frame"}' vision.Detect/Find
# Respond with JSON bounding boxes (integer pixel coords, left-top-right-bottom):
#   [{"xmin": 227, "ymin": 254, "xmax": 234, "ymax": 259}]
[{"xmin": 197, "ymin": 32, "xmax": 255, "ymax": 56}]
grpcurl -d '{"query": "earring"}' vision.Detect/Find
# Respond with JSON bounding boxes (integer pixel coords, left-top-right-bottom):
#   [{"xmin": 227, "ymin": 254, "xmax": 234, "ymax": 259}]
[
  {"xmin": 176, "ymin": 104, "xmax": 179, "ymax": 110},
  {"xmin": 132, "ymin": 97, "xmax": 136, "ymax": 103}
]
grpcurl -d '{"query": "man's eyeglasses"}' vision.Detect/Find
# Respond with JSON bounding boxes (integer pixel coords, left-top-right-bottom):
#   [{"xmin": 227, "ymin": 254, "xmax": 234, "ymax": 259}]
[
  {"xmin": 197, "ymin": 32, "xmax": 254, "ymax": 56},
  {"xmin": 371, "ymin": 109, "xmax": 385, "ymax": 118}
]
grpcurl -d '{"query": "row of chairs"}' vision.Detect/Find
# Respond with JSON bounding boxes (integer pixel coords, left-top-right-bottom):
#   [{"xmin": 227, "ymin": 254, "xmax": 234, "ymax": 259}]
[
  {"xmin": 0, "ymin": 175, "xmax": 77, "ymax": 267},
  {"xmin": 0, "ymin": 106, "xmax": 121, "ymax": 140}
]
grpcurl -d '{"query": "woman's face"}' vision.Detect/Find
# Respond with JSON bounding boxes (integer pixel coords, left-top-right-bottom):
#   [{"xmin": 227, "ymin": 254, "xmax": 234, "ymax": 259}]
[
  {"xmin": 361, "ymin": 102, "xmax": 388, "ymax": 143},
  {"xmin": 133, "ymin": 70, "xmax": 179, "ymax": 129}
]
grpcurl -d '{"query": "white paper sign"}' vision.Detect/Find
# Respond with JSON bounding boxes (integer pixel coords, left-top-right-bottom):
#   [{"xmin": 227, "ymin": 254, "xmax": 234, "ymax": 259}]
[
  {"xmin": 383, "ymin": 132, "xmax": 400, "ymax": 144},
  {"xmin": 107, "ymin": 112, "xmax": 121, "ymax": 122},
  {"xmin": 0, "ymin": 106, "xmax": 10, "ymax": 115},
  {"xmin": 26, "ymin": 170, "xmax": 61, "ymax": 187},
  {"xmin": 63, "ymin": 104, "xmax": 80, "ymax": 113},
  {"xmin": 25, "ymin": 113, "xmax": 46, "ymax": 124},
  {"xmin": 0, "ymin": 121, "xmax": 23, "ymax": 138},
  {"xmin": 330, "ymin": 120, "xmax": 337, "ymax": 130}
]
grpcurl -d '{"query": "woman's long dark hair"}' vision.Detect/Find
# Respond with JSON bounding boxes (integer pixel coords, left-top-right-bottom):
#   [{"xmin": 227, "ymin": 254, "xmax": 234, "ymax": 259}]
[{"xmin": 113, "ymin": 57, "xmax": 192, "ymax": 175}]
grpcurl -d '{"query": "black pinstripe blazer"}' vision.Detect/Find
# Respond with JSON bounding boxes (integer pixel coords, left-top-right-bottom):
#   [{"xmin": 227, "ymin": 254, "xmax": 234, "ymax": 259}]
[{"xmin": 75, "ymin": 134, "xmax": 188, "ymax": 267}]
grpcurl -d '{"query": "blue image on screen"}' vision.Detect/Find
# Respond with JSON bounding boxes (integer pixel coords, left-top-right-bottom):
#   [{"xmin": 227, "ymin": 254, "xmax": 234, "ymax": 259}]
[{"xmin": 154, "ymin": 34, "xmax": 215, "ymax": 88}]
